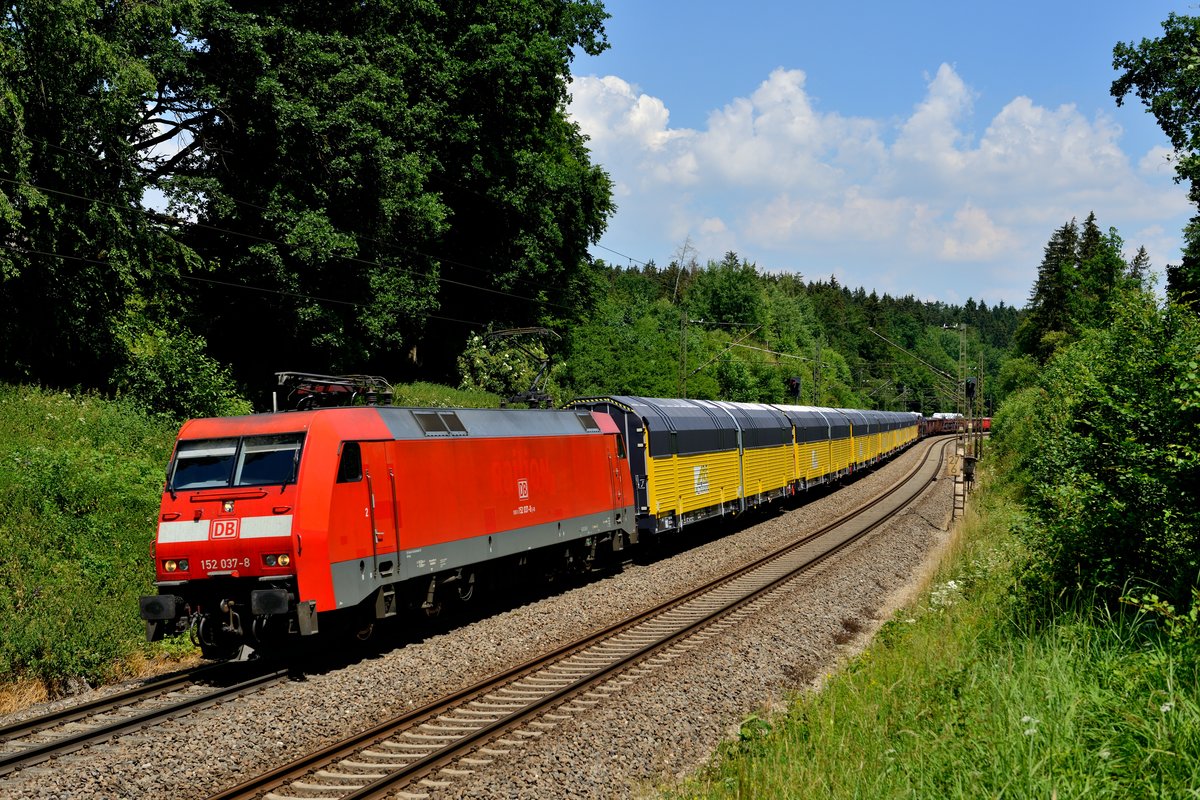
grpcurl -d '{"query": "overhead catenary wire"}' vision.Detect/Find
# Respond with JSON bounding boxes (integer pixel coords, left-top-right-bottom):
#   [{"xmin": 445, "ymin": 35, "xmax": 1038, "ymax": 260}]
[
  {"xmin": 0, "ymin": 241, "xmax": 490, "ymax": 329},
  {"xmin": 0, "ymin": 173, "xmax": 572, "ymax": 315},
  {"xmin": 0, "ymin": 121, "xmax": 609, "ymax": 315}
]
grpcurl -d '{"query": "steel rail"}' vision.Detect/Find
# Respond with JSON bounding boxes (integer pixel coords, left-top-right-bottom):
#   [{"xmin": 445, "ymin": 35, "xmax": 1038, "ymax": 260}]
[
  {"xmin": 0, "ymin": 667, "xmax": 290, "ymax": 777},
  {"xmin": 0, "ymin": 663, "xmax": 228, "ymax": 744}
]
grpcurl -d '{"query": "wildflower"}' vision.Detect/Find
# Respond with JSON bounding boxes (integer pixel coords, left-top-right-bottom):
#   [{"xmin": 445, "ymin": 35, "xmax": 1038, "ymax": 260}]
[
  {"xmin": 1161, "ymin": 701, "xmax": 1174, "ymax": 713},
  {"xmin": 1021, "ymin": 715, "xmax": 1039, "ymax": 736}
]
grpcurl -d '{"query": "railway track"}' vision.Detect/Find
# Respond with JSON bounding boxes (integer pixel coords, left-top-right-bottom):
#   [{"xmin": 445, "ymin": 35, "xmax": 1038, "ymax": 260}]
[
  {"xmin": 209, "ymin": 436, "xmax": 951, "ymax": 800},
  {"xmin": 0, "ymin": 661, "xmax": 290, "ymax": 777}
]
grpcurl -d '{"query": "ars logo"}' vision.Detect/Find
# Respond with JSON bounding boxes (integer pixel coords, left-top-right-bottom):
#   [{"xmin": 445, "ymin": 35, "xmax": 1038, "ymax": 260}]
[
  {"xmin": 517, "ymin": 479, "xmax": 529, "ymax": 500},
  {"xmin": 211, "ymin": 519, "xmax": 240, "ymax": 539}
]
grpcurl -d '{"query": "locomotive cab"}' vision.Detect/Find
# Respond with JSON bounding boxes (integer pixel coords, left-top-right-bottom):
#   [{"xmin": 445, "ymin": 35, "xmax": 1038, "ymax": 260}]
[{"xmin": 140, "ymin": 428, "xmax": 306, "ymax": 657}]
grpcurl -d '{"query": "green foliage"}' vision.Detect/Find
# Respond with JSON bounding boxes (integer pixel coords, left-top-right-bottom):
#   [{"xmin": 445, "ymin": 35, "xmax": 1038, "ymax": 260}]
[
  {"xmin": 391, "ymin": 380, "xmax": 502, "ymax": 409},
  {"xmin": 1113, "ymin": 13, "xmax": 1200, "ymax": 204},
  {"xmin": 556, "ymin": 260, "xmax": 1014, "ymax": 410},
  {"xmin": 167, "ymin": 0, "xmax": 615, "ymax": 384},
  {"xmin": 3, "ymin": 0, "xmax": 616, "ymax": 400},
  {"xmin": 993, "ymin": 287, "xmax": 1200, "ymax": 607},
  {"xmin": 0, "ymin": 0, "xmax": 197, "ymax": 388},
  {"xmin": 457, "ymin": 332, "xmax": 560, "ymax": 404},
  {"xmin": 1113, "ymin": 15, "xmax": 1200, "ymax": 305},
  {"xmin": 0, "ymin": 385, "xmax": 178, "ymax": 686},
  {"xmin": 1123, "ymin": 589, "xmax": 1200, "ymax": 661},
  {"xmin": 992, "ymin": 354, "xmax": 1039, "ymax": 399},
  {"xmin": 113, "ymin": 318, "xmax": 251, "ymax": 420},
  {"xmin": 562, "ymin": 284, "xmax": 687, "ymax": 397},
  {"xmin": 686, "ymin": 253, "xmax": 767, "ymax": 330}
]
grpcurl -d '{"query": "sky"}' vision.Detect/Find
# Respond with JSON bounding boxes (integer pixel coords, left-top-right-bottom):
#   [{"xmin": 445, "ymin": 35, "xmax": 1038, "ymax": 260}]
[{"xmin": 566, "ymin": 1, "xmax": 1195, "ymax": 308}]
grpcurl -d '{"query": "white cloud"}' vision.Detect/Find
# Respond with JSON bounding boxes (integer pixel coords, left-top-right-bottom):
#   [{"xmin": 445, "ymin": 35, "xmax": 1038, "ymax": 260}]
[
  {"xmin": 1138, "ymin": 145, "xmax": 1177, "ymax": 177},
  {"xmin": 568, "ymin": 62, "xmax": 1189, "ymax": 305},
  {"xmin": 570, "ymin": 75, "xmax": 678, "ymax": 153},
  {"xmin": 935, "ymin": 203, "xmax": 1016, "ymax": 261},
  {"xmin": 892, "ymin": 63, "xmax": 975, "ymax": 173}
]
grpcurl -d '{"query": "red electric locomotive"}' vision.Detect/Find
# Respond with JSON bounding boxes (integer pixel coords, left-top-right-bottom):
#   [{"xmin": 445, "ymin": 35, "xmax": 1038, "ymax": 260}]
[{"xmin": 139, "ymin": 375, "xmax": 635, "ymax": 656}]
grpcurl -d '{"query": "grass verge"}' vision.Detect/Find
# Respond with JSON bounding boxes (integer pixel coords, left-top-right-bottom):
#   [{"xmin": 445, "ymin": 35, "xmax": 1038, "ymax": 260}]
[{"xmin": 670, "ymin": 469, "xmax": 1200, "ymax": 798}]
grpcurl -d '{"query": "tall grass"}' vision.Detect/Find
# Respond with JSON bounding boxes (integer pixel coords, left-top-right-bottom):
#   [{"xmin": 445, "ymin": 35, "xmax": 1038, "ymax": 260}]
[
  {"xmin": 673, "ymin": 472, "xmax": 1200, "ymax": 798},
  {"xmin": 0, "ymin": 385, "xmax": 177, "ymax": 689}
]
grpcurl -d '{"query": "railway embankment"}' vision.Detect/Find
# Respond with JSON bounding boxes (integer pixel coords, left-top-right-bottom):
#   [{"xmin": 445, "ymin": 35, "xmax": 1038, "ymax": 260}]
[{"xmin": 0, "ymin": 384, "xmax": 182, "ymax": 712}]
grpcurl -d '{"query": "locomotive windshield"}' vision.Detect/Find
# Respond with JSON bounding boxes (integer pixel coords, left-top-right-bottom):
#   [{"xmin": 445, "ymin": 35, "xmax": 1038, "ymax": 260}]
[{"xmin": 171, "ymin": 433, "xmax": 305, "ymax": 490}]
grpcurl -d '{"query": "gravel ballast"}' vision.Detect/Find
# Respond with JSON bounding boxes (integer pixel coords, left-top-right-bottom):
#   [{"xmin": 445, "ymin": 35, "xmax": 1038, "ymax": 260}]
[{"xmin": 0, "ymin": 443, "xmax": 956, "ymax": 800}]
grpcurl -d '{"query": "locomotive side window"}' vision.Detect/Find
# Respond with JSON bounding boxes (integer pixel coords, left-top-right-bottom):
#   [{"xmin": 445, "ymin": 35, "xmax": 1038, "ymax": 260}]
[
  {"xmin": 172, "ymin": 439, "xmax": 238, "ymax": 490},
  {"xmin": 235, "ymin": 434, "xmax": 305, "ymax": 486},
  {"xmin": 337, "ymin": 442, "xmax": 363, "ymax": 483},
  {"xmin": 575, "ymin": 411, "xmax": 601, "ymax": 432}
]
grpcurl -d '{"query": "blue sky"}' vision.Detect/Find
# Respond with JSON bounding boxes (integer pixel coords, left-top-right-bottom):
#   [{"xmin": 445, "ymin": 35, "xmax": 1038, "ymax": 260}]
[{"xmin": 567, "ymin": 1, "xmax": 1193, "ymax": 307}]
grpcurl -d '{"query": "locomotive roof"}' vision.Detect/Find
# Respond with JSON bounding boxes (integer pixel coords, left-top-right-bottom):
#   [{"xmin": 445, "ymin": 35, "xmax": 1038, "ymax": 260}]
[{"xmin": 176, "ymin": 405, "xmax": 618, "ymax": 442}]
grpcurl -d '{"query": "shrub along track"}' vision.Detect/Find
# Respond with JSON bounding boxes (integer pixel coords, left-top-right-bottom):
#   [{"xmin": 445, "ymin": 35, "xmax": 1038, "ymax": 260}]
[{"xmin": 207, "ymin": 437, "xmax": 950, "ymax": 800}]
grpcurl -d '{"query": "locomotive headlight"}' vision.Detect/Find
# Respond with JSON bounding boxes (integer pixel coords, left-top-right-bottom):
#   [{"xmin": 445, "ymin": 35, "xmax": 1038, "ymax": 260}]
[
  {"xmin": 164, "ymin": 559, "xmax": 178, "ymax": 573},
  {"xmin": 177, "ymin": 559, "xmax": 189, "ymax": 572},
  {"xmin": 263, "ymin": 553, "xmax": 291, "ymax": 568},
  {"xmin": 264, "ymin": 554, "xmax": 277, "ymax": 566},
  {"xmin": 277, "ymin": 553, "xmax": 291, "ymax": 567}
]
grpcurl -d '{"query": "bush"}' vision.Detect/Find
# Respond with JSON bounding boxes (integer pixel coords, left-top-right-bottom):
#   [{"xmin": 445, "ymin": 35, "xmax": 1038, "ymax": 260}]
[
  {"xmin": 0, "ymin": 385, "xmax": 177, "ymax": 686},
  {"xmin": 457, "ymin": 332, "xmax": 561, "ymax": 405},
  {"xmin": 113, "ymin": 319, "xmax": 251, "ymax": 419},
  {"xmin": 993, "ymin": 288, "xmax": 1200, "ymax": 607}
]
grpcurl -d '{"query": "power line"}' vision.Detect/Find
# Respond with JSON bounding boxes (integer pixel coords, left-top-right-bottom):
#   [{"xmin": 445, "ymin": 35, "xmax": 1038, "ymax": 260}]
[
  {"xmin": 0, "ymin": 173, "xmax": 569, "ymax": 313},
  {"xmin": 728, "ymin": 342, "xmax": 811, "ymax": 362},
  {"xmin": 0, "ymin": 123, "xmax": 590, "ymax": 312},
  {"xmin": 593, "ymin": 243, "xmax": 652, "ymax": 268},
  {"xmin": 0, "ymin": 241, "xmax": 489, "ymax": 328}
]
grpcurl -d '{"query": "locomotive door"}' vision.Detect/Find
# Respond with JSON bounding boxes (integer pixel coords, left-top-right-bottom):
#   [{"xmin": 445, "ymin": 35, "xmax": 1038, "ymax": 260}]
[
  {"xmin": 360, "ymin": 441, "xmax": 400, "ymax": 579},
  {"xmin": 329, "ymin": 441, "xmax": 398, "ymax": 584},
  {"xmin": 608, "ymin": 434, "xmax": 627, "ymax": 508}
]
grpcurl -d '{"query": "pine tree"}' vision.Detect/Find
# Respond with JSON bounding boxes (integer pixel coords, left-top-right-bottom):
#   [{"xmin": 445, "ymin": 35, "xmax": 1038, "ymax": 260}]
[
  {"xmin": 1127, "ymin": 245, "xmax": 1152, "ymax": 290},
  {"xmin": 1167, "ymin": 214, "xmax": 1200, "ymax": 308},
  {"xmin": 1015, "ymin": 219, "xmax": 1079, "ymax": 361}
]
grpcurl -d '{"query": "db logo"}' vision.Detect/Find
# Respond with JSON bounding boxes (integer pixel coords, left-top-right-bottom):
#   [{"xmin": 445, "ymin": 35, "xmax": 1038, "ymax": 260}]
[
  {"xmin": 211, "ymin": 519, "xmax": 240, "ymax": 539},
  {"xmin": 517, "ymin": 479, "xmax": 529, "ymax": 500}
]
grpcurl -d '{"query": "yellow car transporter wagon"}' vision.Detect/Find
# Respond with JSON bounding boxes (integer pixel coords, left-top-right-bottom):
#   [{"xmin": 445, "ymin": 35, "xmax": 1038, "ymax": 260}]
[{"xmin": 568, "ymin": 396, "xmax": 794, "ymax": 535}]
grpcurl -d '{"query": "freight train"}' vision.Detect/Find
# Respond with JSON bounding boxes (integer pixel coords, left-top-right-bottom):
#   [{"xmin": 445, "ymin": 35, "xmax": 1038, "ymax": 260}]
[{"xmin": 139, "ymin": 374, "xmax": 924, "ymax": 657}]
